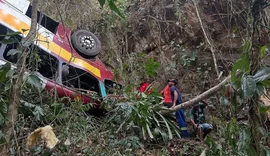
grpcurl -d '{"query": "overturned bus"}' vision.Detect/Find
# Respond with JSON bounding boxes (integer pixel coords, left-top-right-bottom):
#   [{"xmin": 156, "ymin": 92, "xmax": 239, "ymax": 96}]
[{"xmin": 0, "ymin": 0, "xmax": 121, "ymax": 107}]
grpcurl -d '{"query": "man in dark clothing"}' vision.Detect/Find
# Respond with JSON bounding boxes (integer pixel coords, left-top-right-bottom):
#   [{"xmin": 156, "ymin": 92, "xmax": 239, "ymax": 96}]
[
  {"xmin": 190, "ymin": 100, "xmax": 213, "ymax": 141},
  {"xmin": 168, "ymin": 79, "xmax": 190, "ymax": 138}
]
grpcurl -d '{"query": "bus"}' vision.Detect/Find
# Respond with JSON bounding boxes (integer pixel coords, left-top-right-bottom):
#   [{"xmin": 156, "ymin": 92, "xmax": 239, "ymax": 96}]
[{"xmin": 0, "ymin": 0, "xmax": 121, "ymax": 107}]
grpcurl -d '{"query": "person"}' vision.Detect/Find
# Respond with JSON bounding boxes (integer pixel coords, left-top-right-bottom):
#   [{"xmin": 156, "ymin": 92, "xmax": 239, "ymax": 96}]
[
  {"xmin": 224, "ymin": 84, "xmax": 235, "ymax": 105},
  {"xmin": 161, "ymin": 83, "xmax": 172, "ymax": 107},
  {"xmin": 168, "ymin": 79, "xmax": 190, "ymax": 137},
  {"xmin": 190, "ymin": 100, "xmax": 213, "ymax": 141},
  {"xmin": 138, "ymin": 81, "xmax": 152, "ymax": 94}
]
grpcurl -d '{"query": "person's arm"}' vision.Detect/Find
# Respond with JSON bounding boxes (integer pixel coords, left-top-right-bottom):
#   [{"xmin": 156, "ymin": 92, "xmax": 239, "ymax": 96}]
[
  {"xmin": 201, "ymin": 100, "xmax": 208, "ymax": 106},
  {"xmin": 160, "ymin": 89, "xmax": 164, "ymax": 95},
  {"xmin": 171, "ymin": 90, "xmax": 178, "ymax": 109},
  {"xmin": 190, "ymin": 109, "xmax": 197, "ymax": 127}
]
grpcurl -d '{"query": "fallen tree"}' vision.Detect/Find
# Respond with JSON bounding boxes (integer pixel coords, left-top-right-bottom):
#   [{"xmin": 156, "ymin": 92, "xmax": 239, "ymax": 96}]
[{"xmin": 161, "ymin": 75, "xmax": 231, "ymax": 114}]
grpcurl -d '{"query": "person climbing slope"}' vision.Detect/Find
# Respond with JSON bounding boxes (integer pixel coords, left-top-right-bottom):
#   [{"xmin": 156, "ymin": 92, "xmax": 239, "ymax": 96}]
[
  {"xmin": 168, "ymin": 79, "xmax": 190, "ymax": 137},
  {"xmin": 190, "ymin": 100, "xmax": 213, "ymax": 141}
]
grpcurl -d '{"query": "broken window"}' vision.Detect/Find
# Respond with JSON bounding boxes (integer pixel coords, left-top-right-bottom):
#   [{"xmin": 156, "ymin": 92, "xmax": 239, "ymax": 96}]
[
  {"xmin": 61, "ymin": 64, "xmax": 100, "ymax": 94},
  {"xmin": 26, "ymin": 5, "xmax": 59, "ymax": 33},
  {"xmin": 104, "ymin": 79, "xmax": 122, "ymax": 94},
  {"xmin": 0, "ymin": 24, "xmax": 8, "ymax": 44},
  {"xmin": 2, "ymin": 35, "xmax": 22, "ymax": 64},
  {"xmin": 27, "ymin": 47, "xmax": 59, "ymax": 80}
]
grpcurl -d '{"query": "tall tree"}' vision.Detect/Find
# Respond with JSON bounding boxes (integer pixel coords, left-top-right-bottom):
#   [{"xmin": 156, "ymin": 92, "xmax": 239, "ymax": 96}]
[
  {"xmin": 248, "ymin": 0, "xmax": 268, "ymax": 153},
  {"xmin": 1, "ymin": 0, "xmax": 40, "ymax": 154}
]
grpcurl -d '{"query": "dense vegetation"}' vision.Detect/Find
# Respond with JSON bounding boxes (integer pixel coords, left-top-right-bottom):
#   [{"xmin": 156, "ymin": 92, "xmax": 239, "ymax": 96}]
[{"xmin": 0, "ymin": 0, "xmax": 270, "ymax": 155}]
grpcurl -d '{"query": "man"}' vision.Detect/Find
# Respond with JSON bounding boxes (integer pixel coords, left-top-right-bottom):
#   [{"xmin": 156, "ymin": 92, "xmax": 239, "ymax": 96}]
[
  {"xmin": 190, "ymin": 100, "xmax": 213, "ymax": 141},
  {"xmin": 168, "ymin": 79, "xmax": 190, "ymax": 137},
  {"xmin": 139, "ymin": 81, "xmax": 152, "ymax": 94},
  {"xmin": 161, "ymin": 83, "xmax": 172, "ymax": 107}
]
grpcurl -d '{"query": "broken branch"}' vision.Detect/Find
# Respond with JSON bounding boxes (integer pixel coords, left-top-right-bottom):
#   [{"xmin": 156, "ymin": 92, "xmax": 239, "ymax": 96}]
[{"xmin": 161, "ymin": 76, "xmax": 231, "ymax": 115}]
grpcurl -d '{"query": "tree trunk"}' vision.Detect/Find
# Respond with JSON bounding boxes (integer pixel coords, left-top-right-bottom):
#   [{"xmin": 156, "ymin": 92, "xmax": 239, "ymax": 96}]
[
  {"xmin": 1, "ymin": 0, "xmax": 39, "ymax": 154},
  {"xmin": 248, "ymin": 0, "xmax": 268, "ymax": 154}
]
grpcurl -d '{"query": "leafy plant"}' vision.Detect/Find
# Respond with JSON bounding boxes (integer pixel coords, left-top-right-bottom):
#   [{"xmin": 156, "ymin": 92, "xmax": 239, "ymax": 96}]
[
  {"xmin": 181, "ymin": 51, "xmax": 197, "ymax": 67},
  {"xmin": 206, "ymin": 120, "xmax": 265, "ymax": 156},
  {"xmin": 107, "ymin": 90, "xmax": 181, "ymax": 142},
  {"xmin": 98, "ymin": 0, "xmax": 125, "ymax": 18},
  {"xmin": 231, "ymin": 42, "xmax": 270, "ymax": 100}
]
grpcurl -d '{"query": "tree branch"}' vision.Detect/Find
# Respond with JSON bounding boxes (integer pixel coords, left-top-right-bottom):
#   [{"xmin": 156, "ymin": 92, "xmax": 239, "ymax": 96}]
[
  {"xmin": 192, "ymin": 0, "xmax": 220, "ymax": 78},
  {"xmin": 1, "ymin": 0, "xmax": 39, "ymax": 154},
  {"xmin": 161, "ymin": 76, "xmax": 231, "ymax": 115}
]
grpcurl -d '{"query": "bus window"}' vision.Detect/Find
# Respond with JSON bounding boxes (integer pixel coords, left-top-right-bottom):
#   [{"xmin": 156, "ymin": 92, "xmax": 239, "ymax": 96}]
[
  {"xmin": 0, "ymin": 25, "xmax": 8, "ymax": 43},
  {"xmin": 62, "ymin": 64, "xmax": 100, "ymax": 94},
  {"xmin": 104, "ymin": 79, "xmax": 122, "ymax": 94},
  {"xmin": 28, "ymin": 47, "xmax": 59, "ymax": 80},
  {"xmin": 3, "ymin": 35, "xmax": 22, "ymax": 63},
  {"xmin": 26, "ymin": 5, "xmax": 59, "ymax": 33}
]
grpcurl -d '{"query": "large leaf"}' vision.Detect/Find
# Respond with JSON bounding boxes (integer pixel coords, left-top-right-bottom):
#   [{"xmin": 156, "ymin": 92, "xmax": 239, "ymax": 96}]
[
  {"xmin": 0, "ymin": 63, "xmax": 11, "ymax": 83},
  {"xmin": 256, "ymin": 83, "xmax": 265, "ymax": 96},
  {"xmin": 157, "ymin": 112, "xmax": 173, "ymax": 139},
  {"xmin": 231, "ymin": 52, "xmax": 249, "ymax": 84},
  {"xmin": 33, "ymin": 106, "xmax": 44, "ymax": 120},
  {"xmin": 261, "ymin": 146, "xmax": 270, "ymax": 156},
  {"xmin": 146, "ymin": 124, "xmax": 154, "ymax": 139},
  {"xmin": 237, "ymin": 129, "xmax": 251, "ymax": 152},
  {"xmin": 0, "ymin": 31, "xmax": 21, "ymax": 37},
  {"xmin": 98, "ymin": 0, "xmax": 106, "ymax": 7},
  {"xmin": 261, "ymin": 79, "xmax": 270, "ymax": 87},
  {"xmin": 20, "ymin": 100, "xmax": 44, "ymax": 120},
  {"xmin": 241, "ymin": 75, "xmax": 256, "ymax": 98},
  {"xmin": 260, "ymin": 104, "xmax": 270, "ymax": 114},
  {"xmin": 108, "ymin": 0, "xmax": 124, "ymax": 18},
  {"xmin": 0, "ymin": 113, "xmax": 5, "ymax": 125},
  {"xmin": 0, "ymin": 37, "xmax": 19, "ymax": 44},
  {"xmin": 26, "ymin": 72, "xmax": 42, "ymax": 88},
  {"xmin": 7, "ymin": 49, "xmax": 22, "ymax": 56},
  {"xmin": 253, "ymin": 67, "xmax": 270, "ymax": 82}
]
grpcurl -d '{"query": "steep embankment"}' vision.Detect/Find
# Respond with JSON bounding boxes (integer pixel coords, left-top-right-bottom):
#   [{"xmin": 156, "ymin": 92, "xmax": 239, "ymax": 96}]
[{"xmin": 43, "ymin": 0, "xmax": 270, "ymax": 93}]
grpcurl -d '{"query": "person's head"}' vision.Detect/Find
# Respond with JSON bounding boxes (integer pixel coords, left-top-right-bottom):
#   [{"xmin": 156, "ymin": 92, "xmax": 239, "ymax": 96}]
[{"xmin": 167, "ymin": 79, "xmax": 177, "ymax": 87}]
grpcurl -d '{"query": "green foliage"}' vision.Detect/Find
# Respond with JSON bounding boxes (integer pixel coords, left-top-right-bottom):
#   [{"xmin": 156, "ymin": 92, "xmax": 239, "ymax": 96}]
[
  {"xmin": 259, "ymin": 103, "xmax": 270, "ymax": 114},
  {"xmin": 20, "ymin": 100, "xmax": 44, "ymax": 120},
  {"xmin": 206, "ymin": 120, "xmax": 260, "ymax": 156},
  {"xmin": 108, "ymin": 135, "xmax": 141, "ymax": 152},
  {"xmin": 107, "ymin": 91, "xmax": 181, "ymax": 142},
  {"xmin": 98, "ymin": 0, "xmax": 125, "ymax": 18},
  {"xmin": 253, "ymin": 67, "xmax": 270, "ymax": 82},
  {"xmin": 144, "ymin": 57, "xmax": 161, "ymax": 78},
  {"xmin": 98, "ymin": 0, "xmax": 106, "ymax": 7},
  {"xmin": 181, "ymin": 51, "xmax": 197, "ymax": 67},
  {"xmin": 25, "ymin": 72, "xmax": 42, "ymax": 89},
  {"xmin": 260, "ymin": 45, "xmax": 267, "ymax": 58},
  {"xmin": 115, "ymin": 54, "xmax": 161, "ymax": 84},
  {"xmin": 231, "ymin": 41, "xmax": 251, "ymax": 84},
  {"xmin": 241, "ymin": 75, "xmax": 256, "ymax": 98},
  {"xmin": 231, "ymin": 41, "xmax": 270, "ymax": 100},
  {"xmin": 6, "ymin": 49, "xmax": 21, "ymax": 56}
]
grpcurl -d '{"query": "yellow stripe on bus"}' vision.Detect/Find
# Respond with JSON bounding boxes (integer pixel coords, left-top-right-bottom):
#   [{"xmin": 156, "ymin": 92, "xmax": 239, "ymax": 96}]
[{"xmin": 0, "ymin": 9, "xmax": 101, "ymax": 78}]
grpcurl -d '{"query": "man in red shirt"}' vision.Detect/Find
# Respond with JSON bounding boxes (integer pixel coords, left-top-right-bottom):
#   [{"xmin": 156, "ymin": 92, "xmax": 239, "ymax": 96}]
[{"xmin": 161, "ymin": 84, "xmax": 173, "ymax": 107}]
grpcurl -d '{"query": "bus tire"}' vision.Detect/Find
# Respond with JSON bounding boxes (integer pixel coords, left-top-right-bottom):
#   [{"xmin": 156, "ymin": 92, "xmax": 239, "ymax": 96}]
[{"xmin": 71, "ymin": 30, "xmax": 101, "ymax": 58}]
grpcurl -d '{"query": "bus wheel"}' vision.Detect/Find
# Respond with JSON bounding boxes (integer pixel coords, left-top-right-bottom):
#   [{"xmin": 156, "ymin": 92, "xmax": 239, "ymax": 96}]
[{"xmin": 71, "ymin": 30, "xmax": 101, "ymax": 58}]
